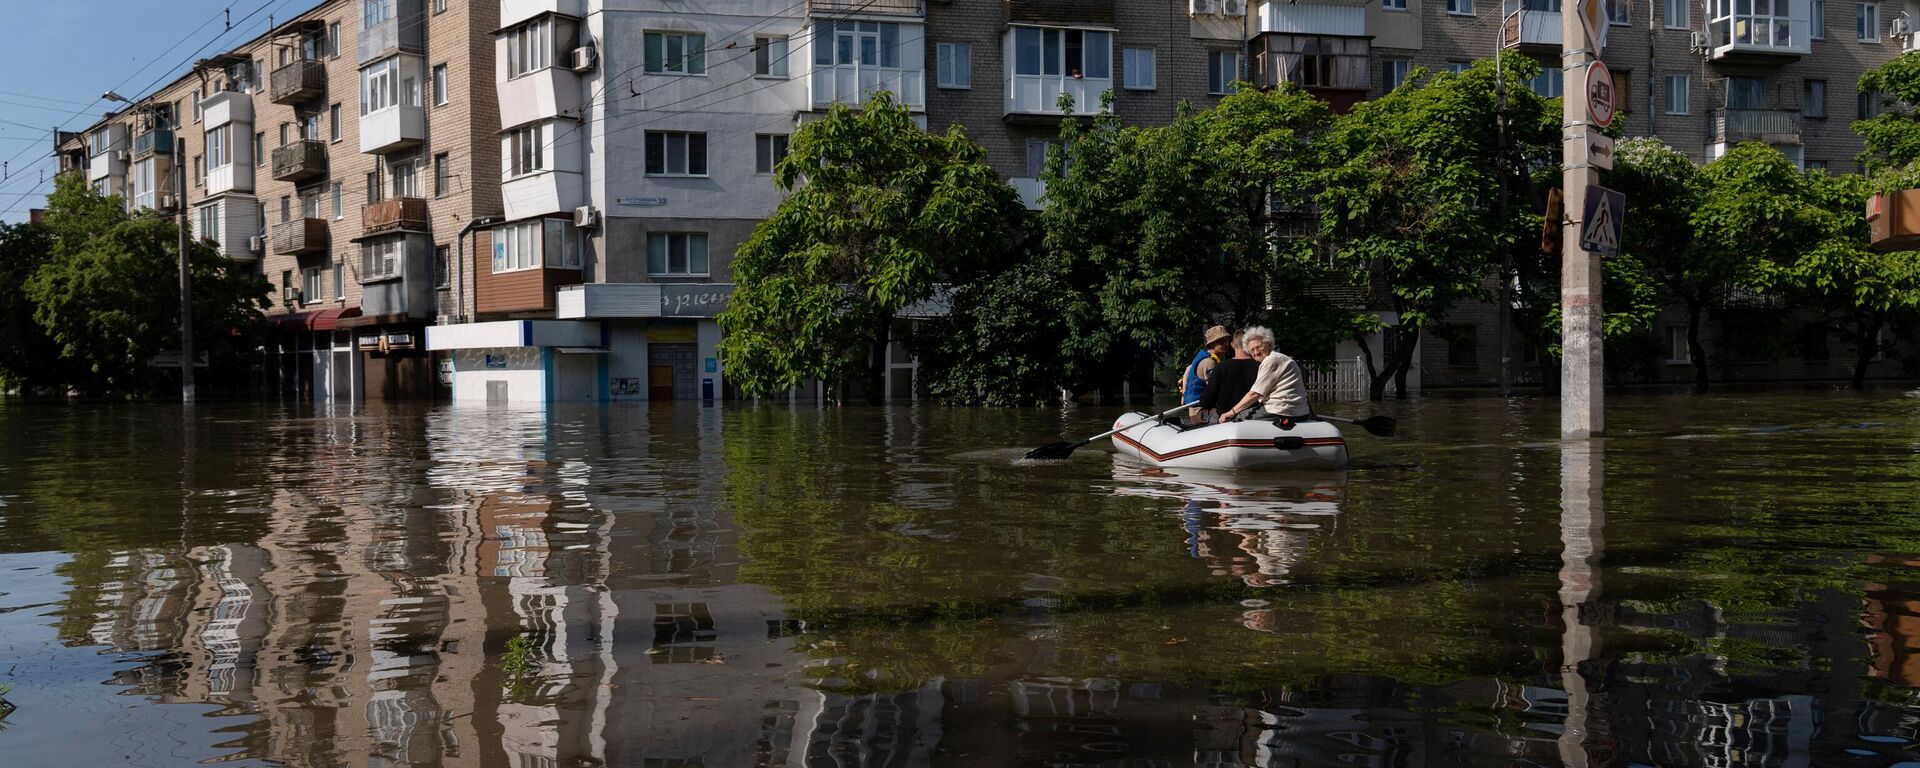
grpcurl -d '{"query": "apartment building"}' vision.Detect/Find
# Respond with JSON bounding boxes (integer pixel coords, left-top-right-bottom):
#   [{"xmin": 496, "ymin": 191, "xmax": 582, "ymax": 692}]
[{"xmin": 57, "ymin": 0, "xmax": 501, "ymax": 402}]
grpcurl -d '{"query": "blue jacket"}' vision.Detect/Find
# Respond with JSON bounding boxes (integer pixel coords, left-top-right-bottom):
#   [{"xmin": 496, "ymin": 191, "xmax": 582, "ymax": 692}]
[{"xmin": 1182, "ymin": 348, "xmax": 1214, "ymax": 403}]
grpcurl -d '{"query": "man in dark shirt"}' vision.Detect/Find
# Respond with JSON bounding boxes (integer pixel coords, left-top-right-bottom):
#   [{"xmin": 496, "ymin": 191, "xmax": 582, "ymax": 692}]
[{"xmin": 1199, "ymin": 330, "xmax": 1259, "ymax": 423}]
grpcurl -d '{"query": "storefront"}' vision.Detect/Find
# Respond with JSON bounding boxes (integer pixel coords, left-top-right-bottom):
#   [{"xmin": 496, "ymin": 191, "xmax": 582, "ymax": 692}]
[
  {"xmin": 267, "ymin": 307, "xmax": 362, "ymax": 402},
  {"xmin": 427, "ymin": 319, "xmax": 608, "ymax": 403}
]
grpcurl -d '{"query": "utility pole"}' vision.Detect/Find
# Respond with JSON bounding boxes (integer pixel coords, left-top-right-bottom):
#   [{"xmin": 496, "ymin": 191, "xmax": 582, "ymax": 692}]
[
  {"xmin": 1495, "ymin": 41, "xmax": 1513, "ymax": 398},
  {"xmin": 1560, "ymin": 0, "xmax": 1604, "ymax": 437},
  {"xmin": 177, "ymin": 136, "xmax": 195, "ymax": 404}
]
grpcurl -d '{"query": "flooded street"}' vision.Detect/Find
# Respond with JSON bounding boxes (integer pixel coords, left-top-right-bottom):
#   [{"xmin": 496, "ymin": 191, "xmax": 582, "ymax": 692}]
[{"xmin": 3, "ymin": 392, "xmax": 1920, "ymax": 766}]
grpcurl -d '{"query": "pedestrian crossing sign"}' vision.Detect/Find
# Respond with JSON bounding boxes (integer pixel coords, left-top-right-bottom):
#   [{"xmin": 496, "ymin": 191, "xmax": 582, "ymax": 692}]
[{"xmin": 1579, "ymin": 184, "xmax": 1626, "ymax": 256}]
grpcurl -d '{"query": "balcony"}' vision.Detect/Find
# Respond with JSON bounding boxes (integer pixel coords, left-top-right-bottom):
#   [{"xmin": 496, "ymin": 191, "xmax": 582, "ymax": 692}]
[
  {"xmin": 1502, "ymin": 9, "xmax": 1562, "ymax": 48},
  {"xmin": 502, "ymin": 0, "xmax": 586, "ymax": 28},
  {"xmin": 201, "ymin": 89, "xmax": 252, "ymax": 129},
  {"xmin": 1258, "ymin": 2, "xmax": 1366, "ymax": 35},
  {"xmin": 1707, "ymin": 0, "xmax": 1812, "ymax": 61},
  {"xmin": 1711, "ymin": 108, "xmax": 1802, "ymax": 144},
  {"xmin": 360, "ymin": 104, "xmax": 426, "ymax": 154},
  {"xmin": 807, "ymin": 20, "xmax": 926, "ymax": 111},
  {"xmin": 808, "ymin": 0, "xmax": 922, "ymax": 15},
  {"xmin": 133, "ymin": 128, "xmax": 174, "ymax": 159},
  {"xmin": 272, "ymin": 218, "xmax": 330, "ymax": 255},
  {"xmin": 362, "ymin": 196, "xmax": 429, "ymax": 234},
  {"xmin": 269, "ymin": 59, "xmax": 327, "ymax": 104},
  {"xmin": 1002, "ymin": 27, "xmax": 1111, "ymax": 119},
  {"xmin": 271, "ymin": 140, "xmax": 328, "ymax": 182},
  {"xmin": 358, "ymin": 4, "xmax": 424, "ymax": 65}
]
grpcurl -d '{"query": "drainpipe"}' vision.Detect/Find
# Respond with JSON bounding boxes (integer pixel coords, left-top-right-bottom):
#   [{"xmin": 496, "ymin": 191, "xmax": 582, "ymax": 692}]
[{"xmin": 456, "ymin": 215, "xmax": 501, "ymax": 323}]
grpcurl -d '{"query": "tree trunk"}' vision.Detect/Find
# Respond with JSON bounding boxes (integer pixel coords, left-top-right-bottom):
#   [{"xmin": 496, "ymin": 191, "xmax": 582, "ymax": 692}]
[
  {"xmin": 1392, "ymin": 327, "xmax": 1419, "ymax": 399},
  {"xmin": 1366, "ymin": 326, "xmax": 1414, "ymax": 402},
  {"xmin": 1686, "ymin": 300, "xmax": 1709, "ymax": 394},
  {"xmin": 1851, "ymin": 316, "xmax": 1883, "ymax": 390},
  {"xmin": 866, "ymin": 311, "xmax": 891, "ymax": 406}
]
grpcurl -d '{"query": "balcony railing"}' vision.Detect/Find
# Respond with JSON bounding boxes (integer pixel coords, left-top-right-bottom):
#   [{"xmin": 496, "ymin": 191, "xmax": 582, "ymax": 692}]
[
  {"xmin": 271, "ymin": 140, "xmax": 327, "ymax": 182},
  {"xmin": 272, "ymin": 218, "xmax": 330, "ymax": 255},
  {"xmin": 1711, "ymin": 108, "xmax": 1802, "ymax": 143},
  {"xmin": 133, "ymin": 128, "xmax": 174, "ymax": 159},
  {"xmin": 362, "ymin": 196, "xmax": 429, "ymax": 234},
  {"xmin": 808, "ymin": 0, "xmax": 921, "ymax": 15},
  {"xmin": 269, "ymin": 59, "xmax": 326, "ymax": 104}
]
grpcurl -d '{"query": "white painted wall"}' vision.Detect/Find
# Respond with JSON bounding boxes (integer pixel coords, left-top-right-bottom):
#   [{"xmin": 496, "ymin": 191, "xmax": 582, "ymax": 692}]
[
  {"xmin": 450, "ymin": 347, "xmax": 547, "ymax": 402},
  {"xmin": 502, "ymin": 119, "xmax": 586, "ymax": 219}
]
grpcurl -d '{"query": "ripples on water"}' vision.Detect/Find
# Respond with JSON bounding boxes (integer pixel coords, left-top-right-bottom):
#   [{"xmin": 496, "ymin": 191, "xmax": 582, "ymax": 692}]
[{"xmin": 1, "ymin": 392, "xmax": 1919, "ymax": 766}]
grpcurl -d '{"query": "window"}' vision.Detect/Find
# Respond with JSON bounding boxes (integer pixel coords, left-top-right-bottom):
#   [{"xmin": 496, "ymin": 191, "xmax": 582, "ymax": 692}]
[
  {"xmin": 644, "ymin": 31, "xmax": 706, "ymax": 75},
  {"xmin": 328, "ymin": 22, "xmax": 341, "ymax": 57},
  {"xmin": 207, "ymin": 125, "xmax": 231, "ymax": 169},
  {"xmin": 1666, "ymin": 325, "xmax": 1689, "ymax": 363},
  {"xmin": 1011, "ymin": 27, "xmax": 1112, "ymax": 79},
  {"xmin": 1448, "ymin": 0, "xmax": 1475, "ymax": 14},
  {"xmin": 433, "ymin": 153, "xmax": 450, "ymax": 197},
  {"xmin": 1861, "ymin": 89, "xmax": 1881, "ymax": 118},
  {"xmin": 254, "ymin": 132, "xmax": 265, "ymax": 166},
  {"xmin": 366, "ymin": 170, "xmax": 383, "ymax": 204},
  {"xmin": 1727, "ymin": 76, "xmax": 1764, "ymax": 109},
  {"xmin": 1812, "ymin": 0, "xmax": 1825, "ymax": 37},
  {"xmin": 506, "ymin": 17, "xmax": 554, "ymax": 78},
  {"xmin": 492, "ymin": 220, "xmax": 542, "ymax": 272},
  {"xmin": 1445, "ymin": 61, "xmax": 1473, "ymax": 74},
  {"xmin": 1859, "ymin": 2, "xmax": 1880, "ymax": 41},
  {"xmin": 433, "ymin": 0, "xmax": 447, "ymax": 13},
  {"xmin": 362, "ymin": 238, "xmax": 402, "ymax": 281},
  {"xmin": 1608, "ymin": 0, "xmax": 1629, "ymax": 24},
  {"xmin": 432, "ymin": 64, "xmax": 448, "ymax": 105},
  {"xmin": 195, "ymin": 204, "xmax": 217, "ymax": 240},
  {"xmin": 331, "ymin": 182, "xmax": 343, "ymax": 219},
  {"xmin": 329, "ymin": 104, "xmax": 341, "ymax": 141},
  {"xmin": 1447, "ymin": 326, "xmax": 1479, "ymax": 367},
  {"xmin": 816, "ymin": 21, "xmax": 906, "ymax": 69},
  {"xmin": 937, "ymin": 42, "xmax": 972, "ymax": 88},
  {"xmin": 1123, "ymin": 47, "xmax": 1156, "ymax": 90},
  {"xmin": 755, "ymin": 134, "xmax": 790, "ymax": 174},
  {"xmin": 1528, "ymin": 66, "xmax": 1563, "ymax": 97},
  {"xmin": 193, "ymin": 84, "xmax": 204, "ymax": 122},
  {"xmin": 1384, "ymin": 0, "xmax": 1407, "ymax": 9},
  {"xmin": 647, "ymin": 233, "xmax": 709, "ymax": 276},
  {"xmin": 363, "ymin": 0, "xmax": 390, "ymax": 29},
  {"xmin": 507, "ymin": 123, "xmax": 544, "ymax": 176},
  {"xmin": 1384, "ymin": 59, "xmax": 1413, "ymax": 91},
  {"xmin": 755, "ymin": 36, "xmax": 789, "ymax": 77},
  {"xmin": 1664, "ymin": 74, "xmax": 1689, "ymax": 113},
  {"xmin": 1804, "ymin": 80, "xmax": 1826, "ymax": 117},
  {"xmin": 301, "ymin": 112, "xmax": 320, "ymax": 141},
  {"xmin": 302, "ymin": 266, "xmax": 325, "ymax": 304},
  {"xmin": 281, "ymin": 270, "xmax": 293, "ymax": 299},
  {"xmin": 1665, "ymin": 0, "xmax": 1690, "ymax": 27},
  {"xmin": 193, "ymin": 155, "xmax": 203, "ymax": 187},
  {"xmin": 332, "ymin": 263, "xmax": 343, "ymax": 302},
  {"xmin": 543, "ymin": 219, "xmax": 580, "ymax": 268},
  {"xmin": 1208, "ymin": 50, "xmax": 1239, "ymax": 94},
  {"xmin": 645, "ymin": 130, "xmax": 708, "ymax": 176},
  {"xmin": 299, "ymin": 187, "xmax": 322, "ymax": 219},
  {"xmin": 279, "ymin": 122, "xmax": 291, "ymax": 147},
  {"xmin": 392, "ymin": 157, "xmax": 417, "ymax": 197},
  {"xmin": 1807, "ymin": 159, "xmax": 1828, "ymax": 170},
  {"xmin": 434, "ymin": 245, "xmax": 451, "ymax": 287},
  {"xmin": 280, "ymin": 195, "xmax": 291, "ymax": 222},
  {"xmin": 361, "ymin": 57, "xmax": 399, "ymax": 114}
]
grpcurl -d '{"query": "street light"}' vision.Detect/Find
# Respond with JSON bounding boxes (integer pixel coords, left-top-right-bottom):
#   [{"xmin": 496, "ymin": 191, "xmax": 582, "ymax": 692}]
[{"xmin": 102, "ymin": 89, "xmax": 194, "ymax": 404}]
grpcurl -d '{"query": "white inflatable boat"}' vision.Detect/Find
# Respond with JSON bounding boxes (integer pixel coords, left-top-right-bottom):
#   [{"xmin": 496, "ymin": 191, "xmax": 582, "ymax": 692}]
[{"xmin": 1108, "ymin": 412, "xmax": 1348, "ymax": 471}]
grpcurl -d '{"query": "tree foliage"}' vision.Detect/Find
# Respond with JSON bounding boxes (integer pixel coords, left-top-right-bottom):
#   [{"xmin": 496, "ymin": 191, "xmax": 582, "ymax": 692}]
[
  {"xmin": 718, "ymin": 91, "xmax": 1023, "ymax": 403},
  {"xmin": 1856, "ymin": 54, "xmax": 1920, "ymax": 174},
  {"xmin": 0, "ymin": 221, "xmax": 73, "ymax": 391}
]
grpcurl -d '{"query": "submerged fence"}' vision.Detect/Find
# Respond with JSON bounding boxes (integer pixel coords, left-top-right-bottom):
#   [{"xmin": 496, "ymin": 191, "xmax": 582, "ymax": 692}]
[{"xmin": 1304, "ymin": 356, "xmax": 1369, "ymax": 402}]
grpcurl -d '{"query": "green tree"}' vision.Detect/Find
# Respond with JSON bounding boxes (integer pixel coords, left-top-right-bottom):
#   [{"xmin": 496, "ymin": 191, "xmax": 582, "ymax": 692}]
[
  {"xmin": 718, "ymin": 91, "xmax": 1023, "ymax": 403},
  {"xmin": 26, "ymin": 174, "xmax": 269, "ymax": 396},
  {"xmin": 1317, "ymin": 57, "xmax": 1551, "ymax": 399},
  {"xmin": 0, "ymin": 221, "xmax": 73, "ymax": 392},
  {"xmin": 1779, "ymin": 171, "xmax": 1920, "ymax": 387},
  {"xmin": 1856, "ymin": 54, "xmax": 1920, "ymax": 173},
  {"xmin": 1606, "ymin": 138, "xmax": 1714, "ymax": 387}
]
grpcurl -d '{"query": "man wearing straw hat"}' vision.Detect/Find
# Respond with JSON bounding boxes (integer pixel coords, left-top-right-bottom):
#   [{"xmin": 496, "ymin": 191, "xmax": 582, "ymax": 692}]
[{"xmin": 1180, "ymin": 325, "xmax": 1233, "ymax": 424}]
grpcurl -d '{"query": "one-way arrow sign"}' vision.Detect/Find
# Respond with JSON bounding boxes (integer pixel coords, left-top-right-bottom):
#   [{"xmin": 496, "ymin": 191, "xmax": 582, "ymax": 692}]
[{"xmin": 1580, "ymin": 184, "xmax": 1625, "ymax": 256}]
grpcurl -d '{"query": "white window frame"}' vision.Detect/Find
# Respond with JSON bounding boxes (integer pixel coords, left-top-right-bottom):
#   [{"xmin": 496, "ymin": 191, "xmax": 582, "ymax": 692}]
[
  {"xmin": 647, "ymin": 232, "xmax": 710, "ymax": 277},
  {"xmin": 1666, "ymin": 325, "xmax": 1689, "ymax": 363},
  {"xmin": 302, "ymin": 265, "xmax": 326, "ymax": 304},
  {"xmin": 1812, "ymin": 0, "xmax": 1825, "ymax": 38},
  {"xmin": 1665, "ymin": 0, "xmax": 1690, "ymax": 27},
  {"xmin": 1384, "ymin": 0, "xmax": 1409, "ymax": 10},
  {"xmin": 1009, "ymin": 27, "xmax": 1112, "ymax": 80},
  {"xmin": 432, "ymin": 63, "xmax": 448, "ymax": 106},
  {"xmin": 506, "ymin": 16, "xmax": 555, "ymax": 78},
  {"xmin": 543, "ymin": 219, "xmax": 580, "ymax": 269},
  {"xmin": 1528, "ymin": 66, "xmax": 1563, "ymax": 97},
  {"xmin": 1123, "ymin": 47, "xmax": 1156, "ymax": 90},
  {"xmin": 936, "ymin": 42, "xmax": 972, "ymax": 89},
  {"xmin": 360, "ymin": 57, "xmax": 399, "ymax": 115},
  {"xmin": 1608, "ymin": 0, "xmax": 1630, "ymax": 24},
  {"xmin": 491, "ymin": 220, "xmax": 543, "ymax": 273},
  {"xmin": 1664, "ymin": 74, "xmax": 1689, "ymax": 115},
  {"xmin": 755, "ymin": 35, "xmax": 790, "ymax": 78},
  {"xmin": 363, "ymin": 0, "xmax": 391, "ymax": 30},
  {"xmin": 755, "ymin": 134, "xmax": 790, "ymax": 174},
  {"xmin": 506, "ymin": 123, "xmax": 545, "ymax": 178},
  {"xmin": 362, "ymin": 239, "xmax": 402, "ymax": 282},
  {"xmin": 1859, "ymin": 2, "xmax": 1881, "ymax": 41},
  {"xmin": 195, "ymin": 204, "xmax": 217, "ymax": 240},
  {"xmin": 1448, "ymin": 0, "xmax": 1476, "ymax": 15},
  {"xmin": 1207, "ymin": 50, "xmax": 1239, "ymax": 94},
  {"xmin": 645, "ymin": 31, "xmax": 707, "ymax": 75},
  {"xmin": 1804, "ymin": 79, "xmax": 1826, "ymax": 117},
  {"xmin": 207, "ymin": 125, "xmax": 232, "ymax": 170},
  {"xmin": 645, "ymin": 130, "xmax": 708, "ymax": 177},
  {"xmin": 329, "ymin": 103, "xmax": 342, "ymax": 142},
  {"xmin": 1384, "ymin": 58, "xmax": 1413, "ymax": 92}
]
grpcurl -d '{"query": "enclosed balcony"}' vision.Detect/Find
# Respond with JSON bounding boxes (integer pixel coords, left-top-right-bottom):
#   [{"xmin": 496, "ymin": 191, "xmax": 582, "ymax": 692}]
[
  {"xmin": 359, "ymin": 55, "xmax": 426, "ymax": 153},
  {"xmin": 1711, "ymin": 108, "xmax": 1801, "ymax": 144},
  {"xmin": 271, "ymin": 140, "xmax": 328, "ymax": 182},
  {"xmin": 358, "ymin": 0, "xmax": 424, "ymax": 64},
  {"xmin": 1002, "ymin": 26, "xmax": 1112, "ymax": 119},
  {"xmin": 133, "ymin": 127, "xmax": 174, "ymax": 159},
  {"xmin": 201, "ymin": 89, "xmax": 253, "ymax": 129},
  {"xmin": 1707, "ymin": 0, "xmax": 1811, "ymax": 61},
  {"xmin": 1501, "ymin": 0, "xmax": 1562, "ymax": 49},
  {"xmin": 270, "ymin": 59, "xmax": 327, "ymax": 104},
  {"xmin": 808, "ymin": 0, "xmax": 922, "ymax": 15},
  {"xmin": 1258, "ymin": 1, "xmax": 1366, "ymax": 35},
  {"xmin": 272, "ymin": 218, "xmax": 330, "ymax": 255},
  {"xmin": 807, "ymin": 19, "xmax": 926, "ymax": 112},
  {"xmin": 362, "ymin": 196, "xmax": 429, "ymax": 234}
]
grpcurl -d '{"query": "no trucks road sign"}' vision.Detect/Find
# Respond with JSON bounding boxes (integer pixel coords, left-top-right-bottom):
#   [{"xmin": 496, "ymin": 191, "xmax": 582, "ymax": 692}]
[{"xmin": 1579, "ymin": 184, "xmax": 1626, "ymax": 256}]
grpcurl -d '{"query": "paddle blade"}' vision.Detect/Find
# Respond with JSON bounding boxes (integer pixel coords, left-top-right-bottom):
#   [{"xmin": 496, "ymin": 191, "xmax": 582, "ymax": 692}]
[
  {"xmin": 1358, "ymin": 415, "xmax": 1397, "ymax": 437},
  {"xmin": 1023, "ymin": 441, "xmax": 1079, "ymax": 461}
]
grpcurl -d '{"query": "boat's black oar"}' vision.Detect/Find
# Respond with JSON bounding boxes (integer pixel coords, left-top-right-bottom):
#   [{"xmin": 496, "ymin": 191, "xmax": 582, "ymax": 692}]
[
  {"xmin": 1319, "ymin": 413, "xmax": 1397, "ymax": 437},
  {"xmin": 1025, "ymin": 401, "xmax": 1198, "ymax": 460}
]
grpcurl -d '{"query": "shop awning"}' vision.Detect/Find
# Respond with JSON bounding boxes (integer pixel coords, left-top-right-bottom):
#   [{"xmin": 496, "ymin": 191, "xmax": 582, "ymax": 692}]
[
  {"xmin": 271, "ymin": 307, "xmax": 361, "ymax": 331},
  {"xmin": 337, "ymin": 312, "xmax": 412, "ymax": 329},
  {"xmin": 554, "ymin": 347, "xmax": 608, "ymax": 354}
]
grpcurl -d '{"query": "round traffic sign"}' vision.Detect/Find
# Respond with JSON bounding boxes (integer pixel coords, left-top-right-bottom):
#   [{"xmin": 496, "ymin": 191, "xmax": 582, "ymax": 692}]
[{"xmin": 1586, "ymin": 60, "xmax": 1616, "ymax": 129}]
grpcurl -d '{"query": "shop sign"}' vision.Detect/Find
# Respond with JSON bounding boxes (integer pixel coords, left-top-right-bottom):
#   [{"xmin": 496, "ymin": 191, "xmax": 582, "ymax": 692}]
[
  {"xmin": 659, "ymin": 284, "xmax": 735, "ymax": 317},
  {"xmin": 484, "ymin": 354, "xmax": 509, "ymax": 369},
  {"xmin": 357, "ymin": 335, "xmax": 382, "ymax": 351}
]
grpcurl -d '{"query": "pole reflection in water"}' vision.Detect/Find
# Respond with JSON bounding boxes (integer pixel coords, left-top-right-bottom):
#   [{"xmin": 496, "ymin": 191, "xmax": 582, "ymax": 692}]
[{"xmin": 1558, "ymin": 437, "xmax": 1610, "ymax": 767}]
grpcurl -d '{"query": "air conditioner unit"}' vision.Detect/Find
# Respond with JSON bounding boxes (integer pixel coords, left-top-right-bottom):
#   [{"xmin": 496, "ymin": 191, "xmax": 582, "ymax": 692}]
[
  {"xmin": 1190, "ymin": 0, "xmax": 1216, "ymax": 14},
  {"xmin": 1891, "ymin": 15, "xmax": 1912, "ymax": 37},
  {"xmin": 283, "ymin": 286, "xmax": 302, "ymax": 304},
  {"xmin": 574, "ymin": 205, "xmax": 599, "ymax": 229},
  {"xmin": 1690, "ymin": 31, "xmax": 1710, "ymax": 51},
  {"xmin": 248, "ymin": 234, "xmax": 265, "ymax": 253},
  {"xmin": 1219, "ymin": 0, "xmax": 1246, "ymax": 16},
  {"xmin": 572, "ymin": 45, "xmax": 598, "ymax": 73},
  {"xmin": 113, "ymin": 149, "xmax": 130, "ymax": 163},
  {"xmin": 158, "ymin": 194, "xmax": 177, "ymax": 211}
]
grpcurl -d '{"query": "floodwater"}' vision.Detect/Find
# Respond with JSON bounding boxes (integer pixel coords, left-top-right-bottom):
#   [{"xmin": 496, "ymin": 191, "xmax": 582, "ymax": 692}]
[{"xmin": 1, "ymin": 392, "xmax": 1919, "ymax": 767}]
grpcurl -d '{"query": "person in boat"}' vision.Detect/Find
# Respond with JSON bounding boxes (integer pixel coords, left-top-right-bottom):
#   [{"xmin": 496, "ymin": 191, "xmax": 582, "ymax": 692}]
[
  {"xmin": 1219, "ymin": 325, "xmax": 1314, "ymax": 424},
  {"xmin": 1198, "ymin": 329, "xmax": 1258, "ymax": 423},
  {"xmin": 1180, "ymin": 325, "xmax": 1233, "ymax": 424}
]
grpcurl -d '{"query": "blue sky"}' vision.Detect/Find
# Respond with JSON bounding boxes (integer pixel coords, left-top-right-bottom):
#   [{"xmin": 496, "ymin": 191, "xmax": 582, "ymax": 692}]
[{"xmin": 0, "ymin": 0, "xmax": 287, "ymax": 222}]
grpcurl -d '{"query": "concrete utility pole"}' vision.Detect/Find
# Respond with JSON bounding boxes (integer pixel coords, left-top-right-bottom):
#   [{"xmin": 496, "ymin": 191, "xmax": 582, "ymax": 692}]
[
  {"xmin": 1560, "ymin": 1, "xmax": 1604, "ymax": 437},
  {"xmin": 177, "ymin": 136, "xmax": 195, "ymax": 404}
]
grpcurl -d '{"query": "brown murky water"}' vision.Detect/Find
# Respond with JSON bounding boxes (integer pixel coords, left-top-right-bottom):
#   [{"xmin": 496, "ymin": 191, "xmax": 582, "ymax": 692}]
[{"xmin": 2, "ymin": 391, "xmax": 1920, "ymax": 766}]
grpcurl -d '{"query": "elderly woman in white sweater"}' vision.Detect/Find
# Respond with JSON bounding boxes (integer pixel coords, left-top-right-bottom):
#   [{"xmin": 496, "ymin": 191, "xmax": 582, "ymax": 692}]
[{"xmin": 1218, "ymin": 325, "xmax": 1313, "ymax": 423}]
